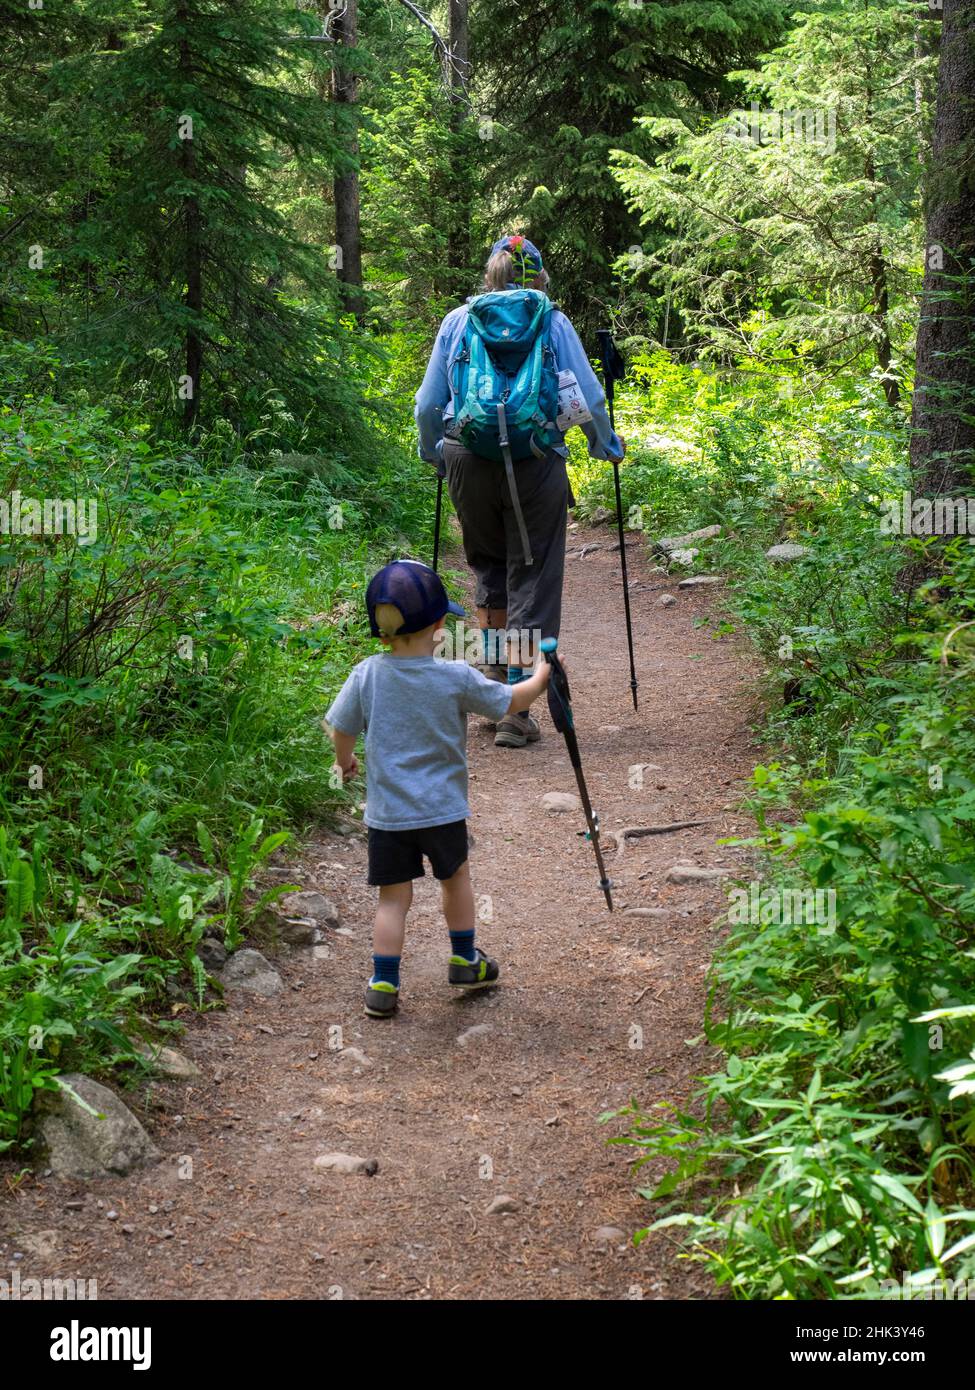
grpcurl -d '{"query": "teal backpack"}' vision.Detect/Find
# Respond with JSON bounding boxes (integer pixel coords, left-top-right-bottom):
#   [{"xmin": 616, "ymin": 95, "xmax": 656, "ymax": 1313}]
[{"xmin": 447, "ymin": 289, "xmax": 561, "ymax": 565}]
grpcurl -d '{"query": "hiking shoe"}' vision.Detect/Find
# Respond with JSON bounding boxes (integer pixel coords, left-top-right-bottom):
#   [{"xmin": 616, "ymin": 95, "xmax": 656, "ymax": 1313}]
[
  {"xmin": 494, "ymin": 711, "xmax": 540, "ymax": 749},
  {"xmin": 448, "ymin": 947, "xmax": 500, "ymax": 990},
  {"xmin": 364, "ymin": 980, "xmax": 399, "ymax": 1018}
]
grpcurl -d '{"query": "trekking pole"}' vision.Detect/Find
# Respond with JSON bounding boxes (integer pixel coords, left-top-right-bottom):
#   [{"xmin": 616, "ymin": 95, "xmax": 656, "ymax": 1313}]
[
  {"xmin": 540, "ymin": 637, "xmax": 613, "ymax": 911},
  {"xmin": 432, "ymin": 472, "xmax": 443, "ymax": 572},
  {"xmin": 596, "ymin": 329, "xmax": 638, "ymax": 712}
]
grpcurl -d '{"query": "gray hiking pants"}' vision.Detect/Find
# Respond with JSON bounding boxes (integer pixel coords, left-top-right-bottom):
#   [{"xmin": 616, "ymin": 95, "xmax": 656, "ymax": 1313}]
[{"xmin": 443, "ymin": 438, "xmax": 574, "ymax": 644}]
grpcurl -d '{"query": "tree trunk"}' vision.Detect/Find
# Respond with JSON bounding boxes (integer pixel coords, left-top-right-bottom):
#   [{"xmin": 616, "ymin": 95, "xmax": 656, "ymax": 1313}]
[
  {"xmin": 331, "ymin": 0, "xmax": 364, "ymax": 320},
  {"xmin": 910, "ymin": 0, "xmax": 975, "ymax": 494},
  {"xmin": 446, "ymin": 0, "xmax": 471, "ymax": 293},
  {"xmin": 866, "ymin": 154, "xmax": 900, "ymax": 410},
  {"xmin": 178, "ymin": 9, "xmax": 202, "ymax": 430}
]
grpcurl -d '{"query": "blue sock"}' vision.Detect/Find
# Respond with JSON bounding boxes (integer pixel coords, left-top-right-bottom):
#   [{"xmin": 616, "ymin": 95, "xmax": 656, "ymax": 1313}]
[
  {"xmin": 371, "ymin": 954, "xmax": 400, "ymax": 989},
  {"xmin": 449, "ymin": 930, "xmax": 476, "ymax": 962}
]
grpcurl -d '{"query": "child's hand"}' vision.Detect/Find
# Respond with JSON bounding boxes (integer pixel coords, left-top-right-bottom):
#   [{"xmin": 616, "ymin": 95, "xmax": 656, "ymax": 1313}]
[{"xmin": 338, "ymin": 754, "xmax": 359, "ymax": 784}]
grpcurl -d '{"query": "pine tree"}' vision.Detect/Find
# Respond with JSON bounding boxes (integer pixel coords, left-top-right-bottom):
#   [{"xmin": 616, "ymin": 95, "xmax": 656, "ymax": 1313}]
[
  {"xmin": 611, "ymin": 0, "xmax": 931, "ymax": 398},
  {"xmin": 473, "ymin": 0, "xmax": 790, "ymax": 332},
  {"xmin": 2, "ymin": 0, "xmax": 349, "ymax": 434}
]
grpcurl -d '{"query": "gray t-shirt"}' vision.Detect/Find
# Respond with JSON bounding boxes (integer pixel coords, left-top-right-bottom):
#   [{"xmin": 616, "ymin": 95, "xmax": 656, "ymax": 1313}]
[{"xmin": 326, "ymin": 654, "xmax": 513, "ymax": 831}]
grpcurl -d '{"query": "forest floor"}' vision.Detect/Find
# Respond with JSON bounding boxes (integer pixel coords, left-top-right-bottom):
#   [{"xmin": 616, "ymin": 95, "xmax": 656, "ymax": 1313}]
[{"xmin": 2, "ymin": 523, "xmax": 763, "ymax": 1300}]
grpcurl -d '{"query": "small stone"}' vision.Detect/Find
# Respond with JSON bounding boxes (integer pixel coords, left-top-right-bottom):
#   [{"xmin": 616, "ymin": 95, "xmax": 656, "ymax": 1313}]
[
  {"xmin": 665, "ymin": 864, "xmax": 730, "ymax": 884},
  {"xmin": 106, "ymin": 1210, "xmax": 118, "ymax": 1221},
  {"xmin": 589, "ymin": 506, "xmax": 615, "ymax": 526},
  {"xmin": 257, "ymin": 1024, "xmax": 274, "ymax": 1035},
  {"xmin": 766, "ymin": 543, "xmax": 811, "ymax": 562},
  {"xmin": 64, "ymin": 1200, "xmax": 84, "ymax": 1211},
  {"xmin": 219, "ymin": 948, "xmax": 283, "ymax": 997},
  {"xmin": 456, "ymin": 1023, "xmax": 494, "ymax": 1048},
  {"xmin": 656, "ymin": 593, "xmax": 677, "ymax": 608},
  {"xmin": 593, "ymin": 1225, "xmax": 627, "ymax": 1247},
  {"xmin": 622, "ymin": 907, "xmax": 672, "ymax": 918},
  {"xmin": 598, "ymin": 725, "xmax": 621, "ymax": 735},
  {"xmin": 148, "ymin": 1204, "xmax": 159, "ymax": 1215},
  {"xmin": 134, "ymin": 1042, "xmax": 203, "ymax": 1081},
  {"xmin": 511, "ymin": 1086, "xmax": 524, "ymax": 1097},
  {"xmin": 197, "ymin": 936, "xmax": 227, "ymax": 971},
  {"xmin": 335, "ymin": 927, "xmax": 354, "ymax": 937},
  {"xmin": 336, "ymin": 1046, "xmax": 372, "ymax": 1069},
  {"xmin": 668, "ymin": 547, "xmax": 699, "ymax": 566},
  {"xmin": 541, "ymin": 791, "xmax": 582, "ymax": 814},
  {"xmin": 278, "ymin": 918, "xmax": 318, "ymax": 947},
  {"xmin": 485, "ymin": 1195, "xmax": 520, "ymax": 1216},
  {"xmin": 121, "ymin": 1224, "xmax": 136, "ymax": 1235},
  {"xmin": 313, "ymin": 1152, "xmax": 379, "ymax": 1176}
]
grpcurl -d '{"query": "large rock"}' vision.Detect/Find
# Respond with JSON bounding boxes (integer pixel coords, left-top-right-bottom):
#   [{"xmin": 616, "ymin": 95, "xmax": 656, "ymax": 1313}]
[
  {"xmin": 220, "ymin": 948, "xmax": 283, "ymax": 996},
  {"xmin": 541, "ymin": 791, "xmax": 582, "ymax": 814},
  {"xmin": 277, "ymin": 891, "xmax": 339, "ymax": 929},
  {"xmin": 678, "ymin": 575, "xmax": 724, "ymax": 588},
  {"xmin": 35, "ymin": 1073, "xmax": 161, "ymax": 1179},
  {"xmin": 766, "ymin": 543, "xmax": 811, "ymax": 562},
  {"xmin": 658, "ymin": 525, "xmax": 721, "ymax": 550}
]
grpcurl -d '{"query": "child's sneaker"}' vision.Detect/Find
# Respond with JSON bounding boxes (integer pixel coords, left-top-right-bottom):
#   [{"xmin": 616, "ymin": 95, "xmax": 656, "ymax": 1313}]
[
  {"xmin": 448, "ymin": 947, "xmax": 500, "ymax": 990},
  {"xmin": 364, "ymin": 980, "xmax": 399, "ymax": 1018}
]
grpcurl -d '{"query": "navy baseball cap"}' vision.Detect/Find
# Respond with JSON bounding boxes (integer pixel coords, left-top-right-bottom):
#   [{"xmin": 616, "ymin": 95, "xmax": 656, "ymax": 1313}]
[
  {"xmin": 491, "ymin": 233, "xmax": 543, "ymax": 276},
  {"xmin": 366, "ymin": 559, "xmax": 465, "ymax": 637}
]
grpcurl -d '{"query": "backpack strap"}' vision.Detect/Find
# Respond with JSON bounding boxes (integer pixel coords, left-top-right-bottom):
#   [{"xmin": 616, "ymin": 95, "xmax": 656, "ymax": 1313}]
[
  {"xmin": 446, "ymin": 336, "xmax": 472, "ymax": 439},
  {"xmin": 496, "ymin": 402, "xmax": 533, "ymax": 567}
]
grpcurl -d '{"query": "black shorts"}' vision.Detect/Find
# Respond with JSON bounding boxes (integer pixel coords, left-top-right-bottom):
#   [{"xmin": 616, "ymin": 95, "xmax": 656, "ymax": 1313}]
[{"xmin": 367, "ymin": 820, "xmax": 469, "ymax": 886}]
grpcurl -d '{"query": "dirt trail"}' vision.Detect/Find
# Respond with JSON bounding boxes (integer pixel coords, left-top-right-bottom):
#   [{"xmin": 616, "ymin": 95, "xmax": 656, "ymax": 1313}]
[{"xmin": 2, "ymin": 526, "xmax": 761, "ymax": 1300}]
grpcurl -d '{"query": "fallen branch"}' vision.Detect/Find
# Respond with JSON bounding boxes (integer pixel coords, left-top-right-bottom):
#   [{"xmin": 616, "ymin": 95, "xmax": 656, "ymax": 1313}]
[{"xmin": 602, "ymin": 820, "xmax": 716, "ymax": 859}]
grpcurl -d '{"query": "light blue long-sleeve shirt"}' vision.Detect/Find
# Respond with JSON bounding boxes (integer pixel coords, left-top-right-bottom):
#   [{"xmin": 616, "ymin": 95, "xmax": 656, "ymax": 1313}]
[{"xmin": 414, "ymin": 297, "xmax": 624, "ymax": 466}]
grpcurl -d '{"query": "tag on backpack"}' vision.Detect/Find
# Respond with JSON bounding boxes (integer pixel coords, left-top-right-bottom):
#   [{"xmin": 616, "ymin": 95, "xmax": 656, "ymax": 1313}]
[{"xmin": 556, "ymin": 369, "xmax": 593, "ymax": 433}]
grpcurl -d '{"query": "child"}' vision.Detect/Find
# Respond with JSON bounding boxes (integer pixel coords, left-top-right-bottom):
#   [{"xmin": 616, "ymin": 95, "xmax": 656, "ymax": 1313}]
[{"xmin": 326, "ymin": 559, "xmax": 550, "ymax": 1018}]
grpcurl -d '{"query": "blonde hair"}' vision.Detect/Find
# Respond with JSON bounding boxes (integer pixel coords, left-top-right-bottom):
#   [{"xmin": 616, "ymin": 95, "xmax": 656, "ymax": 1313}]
[
  {"xmin": 374, "ymin": 602, "xmax": 405, "ymax": 639},
  {"xmin": 483, "ymin": 250, "xmax": 550, "ymax": 294}
]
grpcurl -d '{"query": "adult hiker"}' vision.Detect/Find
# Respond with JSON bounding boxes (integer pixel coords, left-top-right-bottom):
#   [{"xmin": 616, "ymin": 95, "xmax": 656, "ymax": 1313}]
[{"xmin": 415, "ymin": 233, "xmax": 626, "ymax": 749}]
